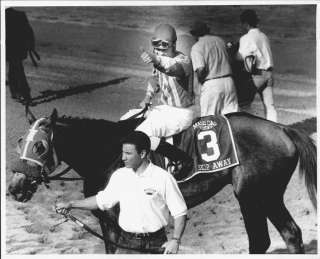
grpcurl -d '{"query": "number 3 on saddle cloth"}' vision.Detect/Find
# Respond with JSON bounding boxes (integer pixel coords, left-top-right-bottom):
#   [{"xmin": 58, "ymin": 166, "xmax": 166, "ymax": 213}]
[{"xmin": 173, "ymin": 115, "xmax": 239, "ymax": 183}]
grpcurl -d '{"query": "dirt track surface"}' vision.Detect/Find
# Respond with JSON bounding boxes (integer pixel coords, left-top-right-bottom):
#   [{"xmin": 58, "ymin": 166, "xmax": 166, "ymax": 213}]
[{"xmin": 4, "ymin": 10, "xmax": 317, "ymax": 255}]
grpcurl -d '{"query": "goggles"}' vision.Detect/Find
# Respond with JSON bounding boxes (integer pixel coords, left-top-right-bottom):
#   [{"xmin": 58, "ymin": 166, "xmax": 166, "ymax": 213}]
[{"xmin": 151, "ymin": 38, "xmax": 172, "ymax": 50}]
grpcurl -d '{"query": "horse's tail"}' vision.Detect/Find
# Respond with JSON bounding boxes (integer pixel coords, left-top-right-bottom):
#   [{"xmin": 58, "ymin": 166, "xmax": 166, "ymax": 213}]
[{"xmin": 284, "ymin": 126, "xmax": 317, "ymax": 210}]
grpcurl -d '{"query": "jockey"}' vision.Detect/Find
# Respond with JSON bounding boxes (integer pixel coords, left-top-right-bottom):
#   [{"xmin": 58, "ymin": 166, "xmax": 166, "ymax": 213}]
[{"xmin": 136, "ymin": 24, "xmax": 196, "ymax": 179}]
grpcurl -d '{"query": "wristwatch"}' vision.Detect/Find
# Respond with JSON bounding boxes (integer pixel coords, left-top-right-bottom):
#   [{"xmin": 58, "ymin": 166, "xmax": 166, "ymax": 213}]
[{"xmin": 172, "ymin": 237, "xmax": 181, "ymax": 244}]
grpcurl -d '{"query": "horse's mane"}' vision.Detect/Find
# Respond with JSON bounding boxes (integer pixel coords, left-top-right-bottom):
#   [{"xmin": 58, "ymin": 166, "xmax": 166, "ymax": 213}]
[
  {"xmin": 58, "ymin": 115, "xmax": 118, "ymax": 127},
  {"xmin": 54, "ymin": 115, "xmax": 142, "ymax": 145}
]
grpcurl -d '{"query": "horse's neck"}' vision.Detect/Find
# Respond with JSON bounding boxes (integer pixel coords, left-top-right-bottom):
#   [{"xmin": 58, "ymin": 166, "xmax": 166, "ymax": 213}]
[{"xmin": 53, "ymin": 118, "xmax": 141, "ymax": 177}]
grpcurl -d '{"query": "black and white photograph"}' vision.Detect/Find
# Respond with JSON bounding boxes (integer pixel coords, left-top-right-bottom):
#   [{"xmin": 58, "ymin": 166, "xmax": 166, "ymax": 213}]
[{"xmin": 1, "ymin": 1, "xmax": 318, "ymax": 256}]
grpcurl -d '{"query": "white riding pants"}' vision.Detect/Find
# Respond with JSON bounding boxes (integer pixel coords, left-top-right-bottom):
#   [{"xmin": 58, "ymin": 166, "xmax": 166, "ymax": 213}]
[
  {"xmin": 200, "ymin": 77, "xmax": 239, "ymax": 116},
  {"xmin": 134, "ymin": 105, "xmax": 195, "ymax": 150}
]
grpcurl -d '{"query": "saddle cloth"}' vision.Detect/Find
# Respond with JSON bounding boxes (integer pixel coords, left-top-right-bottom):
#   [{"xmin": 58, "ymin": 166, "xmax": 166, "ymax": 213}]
[{"xmin": 174, "ymin": 115, "xmax": 239, "ymax": 182}]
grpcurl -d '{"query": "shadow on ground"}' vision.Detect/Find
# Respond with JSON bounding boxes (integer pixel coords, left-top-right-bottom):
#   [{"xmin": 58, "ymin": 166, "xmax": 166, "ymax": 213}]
[{"xmin": 28, "ymin": 77, "xmax": 129, "ymax": 106}]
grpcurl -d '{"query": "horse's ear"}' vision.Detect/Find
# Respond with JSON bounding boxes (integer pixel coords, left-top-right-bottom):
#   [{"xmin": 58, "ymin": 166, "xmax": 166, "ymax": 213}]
[
  {"xmin": 50, "ymin": 108, "xmax": 58, "ymax": 126},
  {"xmin": 25, "ymin": 104, "xmax": 37, "ymax": 125}
]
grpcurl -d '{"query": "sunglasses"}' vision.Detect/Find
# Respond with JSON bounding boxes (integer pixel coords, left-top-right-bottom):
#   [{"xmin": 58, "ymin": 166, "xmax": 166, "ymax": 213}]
[{"xmin": 151, "ymin": 38, "xmax": 172, "ymax": 50}]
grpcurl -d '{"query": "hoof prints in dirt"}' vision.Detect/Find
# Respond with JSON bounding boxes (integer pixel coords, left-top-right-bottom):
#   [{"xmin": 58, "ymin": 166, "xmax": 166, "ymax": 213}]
[{"xmin": 25, "ymin": 223, "xmax": 44, "ymax": 234}]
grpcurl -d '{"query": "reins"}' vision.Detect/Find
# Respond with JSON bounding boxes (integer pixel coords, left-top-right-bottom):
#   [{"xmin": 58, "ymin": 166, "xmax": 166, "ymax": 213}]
[
  {"xmin": 55, "ymin": 209, "xmax": 165, "ymax": 254},
  {"xmin": 39, "ymin": 154, "xmax": 83, "ymax": 188},
  {"xmin": 47, "ymin": 165, "xmax": 81, "ymax": 181},
  {"xmin": 124, "ymin": 103, "xmax": 150, "ymax": 121}
]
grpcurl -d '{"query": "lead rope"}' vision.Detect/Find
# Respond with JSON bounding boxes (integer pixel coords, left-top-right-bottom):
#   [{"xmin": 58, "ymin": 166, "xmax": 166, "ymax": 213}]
[{"xmin": 55, "ymin": 209, "xmax": 165, "ymax": 254}]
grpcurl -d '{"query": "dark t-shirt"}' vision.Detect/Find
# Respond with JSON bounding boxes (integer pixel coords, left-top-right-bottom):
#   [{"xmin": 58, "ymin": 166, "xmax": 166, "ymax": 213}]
[{"xmin": 6, "ymin": 8, "xmax": 35, "ymax": 60}]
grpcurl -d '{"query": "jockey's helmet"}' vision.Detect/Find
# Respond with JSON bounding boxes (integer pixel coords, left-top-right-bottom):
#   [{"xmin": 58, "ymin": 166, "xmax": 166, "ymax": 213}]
[{"xmin": 151, "ymin": 24, "xmax": 177, "ymax": 51}]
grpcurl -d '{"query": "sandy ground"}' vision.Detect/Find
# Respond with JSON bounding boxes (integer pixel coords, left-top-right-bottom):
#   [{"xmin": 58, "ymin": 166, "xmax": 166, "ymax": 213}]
[{"xmin": 4, "ymin": 18, "xmax": 317, "ymax": 255}]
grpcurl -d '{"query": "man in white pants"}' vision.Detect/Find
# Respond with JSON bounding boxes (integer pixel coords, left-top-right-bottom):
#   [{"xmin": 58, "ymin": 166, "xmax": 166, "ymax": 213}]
[
  {"xmin": 135, "ymin": 24, "xmax": 196, "ymax": 179},
  {"xmin": 236, "ymin": 9, "xmax": 278, "ymax": 122},
  {"xmin": 190, "ymin": 21, "xmax": 239, "ymax": 116}
]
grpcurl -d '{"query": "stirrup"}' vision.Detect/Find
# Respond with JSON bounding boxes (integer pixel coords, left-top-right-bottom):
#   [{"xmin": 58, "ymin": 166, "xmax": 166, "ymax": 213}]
[{"xmin": 167, "ymin": 160, "xmax": 193, "ymax": 181}]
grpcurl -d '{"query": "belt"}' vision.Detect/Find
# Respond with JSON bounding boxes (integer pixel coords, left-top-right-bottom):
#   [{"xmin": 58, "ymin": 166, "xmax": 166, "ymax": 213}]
[
  {"xmin": 121, "ymin": 227, "xmax": 165, "ymax": 239},
  {"xmin": 253, "ymin": 68, "xmax": 273, "ymax": 75},
  {"xmin": 205, "ymin": 74, "xmax": 232, "ymax": 82}
]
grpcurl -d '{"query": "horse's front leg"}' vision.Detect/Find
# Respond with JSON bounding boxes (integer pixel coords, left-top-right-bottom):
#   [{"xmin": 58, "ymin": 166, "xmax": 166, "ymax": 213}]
[
  {"xmin": 98, "ymin": 218, "xmax": 118, "ymax": 253},
  {"xmin": 97, "ymin": 207, "xmax": 121, "ymax": 254}
]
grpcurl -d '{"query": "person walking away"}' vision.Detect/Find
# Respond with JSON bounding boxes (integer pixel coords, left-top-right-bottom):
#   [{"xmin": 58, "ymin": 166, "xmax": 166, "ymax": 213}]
[
  {"xmin": 135, "ymin": 23, "xmax": 196, "ymax": 179},
  {"xmin": 190, "ymin": 21, "xmax": 239, "ymax": 116},
  {"xmin": 6, "ymin": 8, "xmax": 39, "ymax": 104},
  {"xmin": 236, "ymin": 9, "xmax": 278, "ymax": 122},
  {"xmin": 55, "ymin": 131, "xmax": 187, "ymax": 254}
]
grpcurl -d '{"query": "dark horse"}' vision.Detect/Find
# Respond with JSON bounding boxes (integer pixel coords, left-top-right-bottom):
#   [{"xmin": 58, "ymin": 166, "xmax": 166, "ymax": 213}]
[{"xmin": 8, "ymin": 107, "xmax": 316, "ymax": 254}]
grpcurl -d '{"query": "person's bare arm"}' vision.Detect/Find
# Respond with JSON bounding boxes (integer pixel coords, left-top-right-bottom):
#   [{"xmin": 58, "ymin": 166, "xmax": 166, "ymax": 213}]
[
  {"xmin": 162, "ymin": 214, "xmax": 187, "ymax": 254},
  {"xmin": 195, "ymin": 66, "xmax": 207, "ymax": 84},
  {"xmin": 55, "ymin": 196, "xmax": 99, "ymax": 213}
]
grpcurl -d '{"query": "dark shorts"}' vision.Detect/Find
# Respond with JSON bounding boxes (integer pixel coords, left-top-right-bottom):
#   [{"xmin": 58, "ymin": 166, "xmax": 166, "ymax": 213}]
[{"xmin": 115, "ymin": 228, "xmax": 167, "ymax": 254}]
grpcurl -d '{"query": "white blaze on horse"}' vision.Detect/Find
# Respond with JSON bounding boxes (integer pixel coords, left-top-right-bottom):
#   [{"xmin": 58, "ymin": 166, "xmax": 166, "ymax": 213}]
[{"xmin": 8, "ymin": 106, "xmax": 316, "ymax": 254}]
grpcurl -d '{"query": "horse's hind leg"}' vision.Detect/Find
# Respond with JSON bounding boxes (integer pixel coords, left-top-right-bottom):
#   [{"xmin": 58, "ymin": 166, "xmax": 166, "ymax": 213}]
[
  {"xmin": 235, "ymin": 193, "xmax": 271, "ymax": 253},
  {"xmin": 267, "ymin": 201, "xmax": 304, "ymax": 253}
]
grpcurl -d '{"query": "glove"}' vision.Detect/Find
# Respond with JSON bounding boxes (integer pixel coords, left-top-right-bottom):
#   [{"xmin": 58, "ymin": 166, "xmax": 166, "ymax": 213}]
[
  {"xmin": 139, "ymin": 95, "xmax": 152, "ymax": 108},
  {"xmin": 140, "ymin": 48, "xmax": 160, "ymax": 65}
]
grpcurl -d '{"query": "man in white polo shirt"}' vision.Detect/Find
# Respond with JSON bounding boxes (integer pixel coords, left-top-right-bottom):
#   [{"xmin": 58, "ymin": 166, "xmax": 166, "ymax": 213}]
[
  {"xmin": 237, "ymin": 9, "xmax": 278, "ymax": 122},
  {"xmin": 55, "ymin": 131, "xmax": 187, "ymax": 254}
]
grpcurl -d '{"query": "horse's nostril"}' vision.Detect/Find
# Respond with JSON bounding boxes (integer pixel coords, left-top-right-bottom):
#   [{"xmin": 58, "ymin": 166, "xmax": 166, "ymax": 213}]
[{"xmin": 16, "ymin": 193, "xmax": 25, "ymax": 202}]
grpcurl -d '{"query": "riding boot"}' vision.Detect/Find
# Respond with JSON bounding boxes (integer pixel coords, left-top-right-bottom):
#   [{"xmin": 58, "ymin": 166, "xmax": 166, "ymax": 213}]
[{"xmin": 155, "ymin": 139, "xmax": 194, "ymax": 181}]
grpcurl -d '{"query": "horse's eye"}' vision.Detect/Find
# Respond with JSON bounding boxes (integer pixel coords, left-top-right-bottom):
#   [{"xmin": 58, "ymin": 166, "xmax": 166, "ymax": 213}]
[
  {"xmin": 33, "ymin": 141, "xmax": 47, "ymax": 155},
  {"xmin": 39, "ymin": 126, "xmax": 50, "ymax": 134}
]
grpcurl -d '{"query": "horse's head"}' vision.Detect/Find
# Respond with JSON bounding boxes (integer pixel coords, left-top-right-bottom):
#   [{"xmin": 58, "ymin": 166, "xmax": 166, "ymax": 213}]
[{"xmin": 8, "ymin": 108, "xmax": 60, "ymax": 202}]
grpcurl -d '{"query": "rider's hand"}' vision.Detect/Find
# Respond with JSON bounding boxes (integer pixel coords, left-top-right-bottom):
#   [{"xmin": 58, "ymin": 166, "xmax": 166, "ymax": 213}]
[
  {"xmin": 162, "ymin": 239, "xmax": 180, "ymax": 254},
  {"xmin": 55, "ymin": 201, "xmax": 72, "ymax": 214},
  {"xmin": 226, "ymin": 42, "xmax": 233, "ymax": 48},
  {"xmin": 140, "ymin": 50, "xmax": 160, "ymax": 65},
  {"xmin": 139, "ymin": 96, "xmax": 152, "ymax": 108}
]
